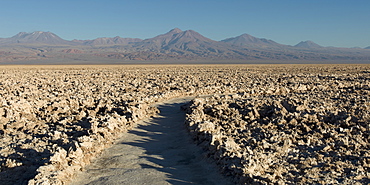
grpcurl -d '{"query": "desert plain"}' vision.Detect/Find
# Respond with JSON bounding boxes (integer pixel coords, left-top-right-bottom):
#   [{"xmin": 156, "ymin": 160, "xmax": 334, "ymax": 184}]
[{"xmin": 0, "ymin": 64, "xmax": 369, "ymax": 184}]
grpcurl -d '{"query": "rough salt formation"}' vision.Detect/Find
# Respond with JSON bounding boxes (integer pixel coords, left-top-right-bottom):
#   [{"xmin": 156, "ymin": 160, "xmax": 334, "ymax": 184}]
[
  {"xmin": 0, "ymin": 65, "xmax": 369, "ymax": 185},
  {"xmin": 0, "ymin": 65, "xmax": 239, "ymax": 185},
  {"xmin": 183, "ymin": 66, "xmax": 370, "ymax": 184}
]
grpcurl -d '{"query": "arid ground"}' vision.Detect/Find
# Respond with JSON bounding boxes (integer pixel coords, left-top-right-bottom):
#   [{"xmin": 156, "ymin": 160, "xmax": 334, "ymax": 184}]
[{"xmin": 0, "ymin": 64, "xmax": 369, "ymax": 184}]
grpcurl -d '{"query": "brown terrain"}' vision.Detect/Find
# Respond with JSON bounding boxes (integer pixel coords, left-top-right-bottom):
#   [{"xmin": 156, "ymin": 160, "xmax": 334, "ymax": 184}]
[
  {"xmin": 0, "ymin": 64, "xmax": 369, "ymax": 185},
  {"xmin": 1, "ymin": 29, "xmax": 370, "ymax": 64}
]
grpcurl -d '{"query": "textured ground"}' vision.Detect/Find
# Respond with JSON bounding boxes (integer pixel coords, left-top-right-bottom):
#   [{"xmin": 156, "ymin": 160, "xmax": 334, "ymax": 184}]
[{"xmin": 0, "ymin": 64, "xmax": 369, "ymax": 184}]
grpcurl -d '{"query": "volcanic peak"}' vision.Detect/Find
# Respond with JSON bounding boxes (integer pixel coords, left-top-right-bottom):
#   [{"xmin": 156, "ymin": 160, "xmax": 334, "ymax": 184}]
[{"xmin": 294, "ymin": 40, "xmax": 323, "ymax": 48}]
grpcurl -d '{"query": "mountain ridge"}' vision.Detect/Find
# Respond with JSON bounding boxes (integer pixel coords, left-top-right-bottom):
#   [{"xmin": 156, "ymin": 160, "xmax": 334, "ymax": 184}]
[
  {"xmin": 0, "ymin": 29, "xmax": 370, "ymax": 63},
  {"xmin": 0, "ymin": 30, "xmax": 367, "ymax": 49}
]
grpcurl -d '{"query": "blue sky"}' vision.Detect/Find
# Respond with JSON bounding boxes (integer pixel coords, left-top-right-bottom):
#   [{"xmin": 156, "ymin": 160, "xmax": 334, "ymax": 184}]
[{"xmin": 0, "ymin": 0, "xmax": 369, "ymax": 48}]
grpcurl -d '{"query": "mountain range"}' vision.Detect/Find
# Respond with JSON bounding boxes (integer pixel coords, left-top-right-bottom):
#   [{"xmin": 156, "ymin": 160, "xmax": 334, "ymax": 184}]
[
  {"xmin": 0, "ymin": 31, "xmax": 72, "ymax": 45},
  {"xmin": 1, "ymin": 28, "xmax": 370, "ymax": 63},
  {"xmin": 72, "ymin": 37, "xmax": 142, "ymax": 46}
]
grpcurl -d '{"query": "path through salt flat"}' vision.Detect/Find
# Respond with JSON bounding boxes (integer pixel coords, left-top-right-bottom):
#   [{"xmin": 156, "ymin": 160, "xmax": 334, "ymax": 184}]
[{"xmin": 69, "ymin": 97, "xmax": 233, "ymax": 185}]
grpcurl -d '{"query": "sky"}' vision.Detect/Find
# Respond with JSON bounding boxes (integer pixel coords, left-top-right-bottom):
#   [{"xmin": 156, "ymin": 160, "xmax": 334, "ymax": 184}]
[{"xmin": 0, "ymin": 0, "xmax": 369, "ymax": 48}]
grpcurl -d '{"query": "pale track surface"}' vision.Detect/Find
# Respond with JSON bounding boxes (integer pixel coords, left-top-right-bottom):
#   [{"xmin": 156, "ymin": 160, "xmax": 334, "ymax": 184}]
[{"xmin": 69, "ymin": 97, "xmax": 233, "ymax": 185}]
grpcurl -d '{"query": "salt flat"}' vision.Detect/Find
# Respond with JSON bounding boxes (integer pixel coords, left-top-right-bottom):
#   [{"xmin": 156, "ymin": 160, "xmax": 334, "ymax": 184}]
[{"xmin": 0, "ymin": 64, "xmax": 369, "ymax": 184}]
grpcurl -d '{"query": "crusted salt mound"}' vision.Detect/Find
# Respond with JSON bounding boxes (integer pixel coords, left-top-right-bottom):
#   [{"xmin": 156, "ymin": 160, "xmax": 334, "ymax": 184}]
[{"xmin": 184, "ymin": 76, "xmax": 370, "ymax": 184}]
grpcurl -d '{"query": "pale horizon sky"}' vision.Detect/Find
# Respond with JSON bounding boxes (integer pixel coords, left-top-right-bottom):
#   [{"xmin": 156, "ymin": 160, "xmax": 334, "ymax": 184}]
[{"xmin": 0, "ymin": 0, "xmax": 369, "ymax": 48}]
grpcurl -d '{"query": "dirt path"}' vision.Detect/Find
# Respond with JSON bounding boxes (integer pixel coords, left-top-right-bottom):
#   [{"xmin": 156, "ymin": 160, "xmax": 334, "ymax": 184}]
[{"xmin": 69, "ymin": 97, "xmax": 233, "ymax": 185}]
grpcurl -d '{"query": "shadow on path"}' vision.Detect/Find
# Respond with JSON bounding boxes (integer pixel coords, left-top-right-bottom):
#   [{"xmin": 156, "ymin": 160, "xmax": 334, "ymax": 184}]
[{"xmin": 70, "ymin": 97, "xmax": 233, "ymax": 185}]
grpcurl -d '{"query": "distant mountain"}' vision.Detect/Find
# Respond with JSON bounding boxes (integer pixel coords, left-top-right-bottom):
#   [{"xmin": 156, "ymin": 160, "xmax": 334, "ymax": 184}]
[
  {"xmin": 137, "ymin": 28, "xmax": 184, "ymax": 49},
  {"xmin": 221, "ymin": 34, "xmax": 284, "ymax": 48},
  {"xmin": 132, "ymin": 28, "xmax": 234, "ymax": 55},
  {"xmin": 134, "ymin": 28, "xmax": 216, "ymax": 49},
  {"xmin": 0, "ymin": 31, "xmax": 72, "ymax": 45},
  {"xmin": 365, "ymin": 46, "xmax": 370, "ymax": 49},
  {"xmin": 75, "ymin": 36, "xmax": 142, "ymax": 46},
  {"xmin": 294, "ymin": 40, "xmax": 323, "ymax": 48}
]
